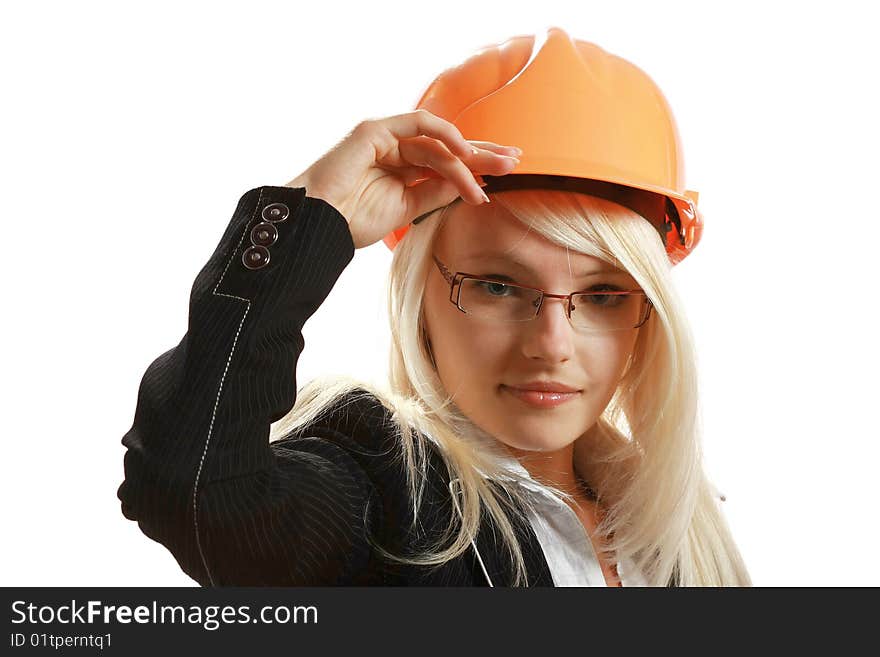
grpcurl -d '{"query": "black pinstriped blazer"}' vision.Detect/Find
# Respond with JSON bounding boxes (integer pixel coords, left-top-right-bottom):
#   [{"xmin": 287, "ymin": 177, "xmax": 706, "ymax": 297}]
[{"xmin": 117, "ymin": 185, "xmax": 560, "ymax": 587}]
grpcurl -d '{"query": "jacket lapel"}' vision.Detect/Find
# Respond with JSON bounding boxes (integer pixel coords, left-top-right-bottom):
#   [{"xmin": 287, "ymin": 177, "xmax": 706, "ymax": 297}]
[{"xmin": 469, "ymin": 493, "xmax": 555, "ymax": 587}]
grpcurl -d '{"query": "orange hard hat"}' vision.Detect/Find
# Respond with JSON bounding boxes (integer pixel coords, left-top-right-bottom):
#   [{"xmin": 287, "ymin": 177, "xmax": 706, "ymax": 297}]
[{"xmin": 382, "ymin": 27, "xmax": 704, "ymax": 266}]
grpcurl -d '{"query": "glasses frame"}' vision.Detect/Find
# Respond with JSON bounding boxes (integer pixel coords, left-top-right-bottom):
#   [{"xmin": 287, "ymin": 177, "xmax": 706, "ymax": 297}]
[{"xmin": 432, "ymin": 254, "xmax": 653, "ymax": 331}]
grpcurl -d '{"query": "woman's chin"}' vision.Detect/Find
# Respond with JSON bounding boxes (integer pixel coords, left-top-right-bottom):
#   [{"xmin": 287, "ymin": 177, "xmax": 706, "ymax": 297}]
[{"xmin": 489, "ymin": 424, "xmax": 578, "ymax": 454}]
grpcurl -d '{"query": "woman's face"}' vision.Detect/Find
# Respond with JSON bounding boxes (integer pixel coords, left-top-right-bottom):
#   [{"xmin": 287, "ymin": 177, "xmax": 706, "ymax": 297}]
[{"xmin": 422, "ymin": 199, "xmax": 642, "ymax": 453}]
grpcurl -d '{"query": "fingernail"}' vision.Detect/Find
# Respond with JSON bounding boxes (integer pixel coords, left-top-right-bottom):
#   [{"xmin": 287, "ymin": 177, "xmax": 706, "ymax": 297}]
[
  {"xmin": 508, "ymin": 146, "xmax": 522, "ymax": 155},
  {"xmin": 481, "ymin": 190, "xmax": 490, "ymax": 204}
]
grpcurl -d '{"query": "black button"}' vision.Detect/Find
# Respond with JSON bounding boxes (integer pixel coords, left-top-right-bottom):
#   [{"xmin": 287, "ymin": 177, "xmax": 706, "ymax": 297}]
[
  {"xmin": 262, "ymin": 202, "xmax": 289, "ymax": 223},
  {"xmin": 242, "ymin": 245, "xmax": 270, "ymax": 270},
  {"xmin": 250, "ymin": 222, "xmax": 278, "ymax": 247}
]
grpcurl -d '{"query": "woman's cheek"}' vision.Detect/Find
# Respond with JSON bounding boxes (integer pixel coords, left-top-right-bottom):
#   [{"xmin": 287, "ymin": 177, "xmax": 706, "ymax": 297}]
[
  {"xmin": 440, "ymin": 328, "xmax": 505, "ymax": 395},
  {"xmin": 576, "ymin": 334, "xmax": 637, "ymax": 401},
  {"xmin": 458, "ymin": 329, "xmax": 509, "ymax": 374}
]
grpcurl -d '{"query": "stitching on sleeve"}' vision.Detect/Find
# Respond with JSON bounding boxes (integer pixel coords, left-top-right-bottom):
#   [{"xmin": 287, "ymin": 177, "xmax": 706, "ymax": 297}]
[{"xmin": 192, "ymin": 188, "xmax": 263, "ymax": 586}]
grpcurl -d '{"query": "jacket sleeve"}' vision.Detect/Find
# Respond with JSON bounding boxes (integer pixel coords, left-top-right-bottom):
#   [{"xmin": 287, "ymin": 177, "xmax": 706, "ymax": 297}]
[{"xmin": 116, "ymin": 185, "xmax": 376, "ymax": 586}]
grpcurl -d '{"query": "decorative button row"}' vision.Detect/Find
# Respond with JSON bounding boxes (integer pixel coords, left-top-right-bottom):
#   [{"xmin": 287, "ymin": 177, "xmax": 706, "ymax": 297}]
[{"xmin": 242, "ymin": 202, "xmax": 289, "ymax": 270}]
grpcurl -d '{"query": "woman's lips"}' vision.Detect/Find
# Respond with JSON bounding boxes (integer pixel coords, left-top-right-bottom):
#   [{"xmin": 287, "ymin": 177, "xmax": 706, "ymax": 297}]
[{"xmin": 501, "ymin": 385, "xmax": 581, "ymax": 408}]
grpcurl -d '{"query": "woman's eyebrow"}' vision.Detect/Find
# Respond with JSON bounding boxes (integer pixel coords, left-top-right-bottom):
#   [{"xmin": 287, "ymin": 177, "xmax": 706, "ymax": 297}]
[{"xmin": 460, "ymin": 253, "xmax": 623, "ymax": 277}]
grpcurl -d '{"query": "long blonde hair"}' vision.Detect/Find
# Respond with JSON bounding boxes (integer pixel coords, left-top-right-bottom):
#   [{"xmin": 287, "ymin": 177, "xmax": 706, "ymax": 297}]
[{"xmin": 270, "ymin": 188, "xmax": 751, "ymax": 587}]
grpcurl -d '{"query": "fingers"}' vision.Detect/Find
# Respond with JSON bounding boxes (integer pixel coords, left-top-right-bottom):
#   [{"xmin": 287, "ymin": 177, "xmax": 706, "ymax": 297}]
[
  {"xmin": 378, "ymin": 110, "xmax": 520, "ymax": 165},
  {"xmin": 462, "ymin": 143, "xmax": 521, "ymax": 174},
  {"xmin": 468, "ymin": 140, "xmax": 523, "ymax": 157},
  {"xmin": 383, "ymin": 163, "xmax": 490, "ymax": 189},
  {"xmin": 399, "ymin": 136, "xmax": 515, "ymax": 205},
  {"xmin": 380, "ymin": 109, "xmax": 476, "ymax": 159},
  {"xmin": 370, "ymin": 109, "xmax": 520, "ymax": 205}
]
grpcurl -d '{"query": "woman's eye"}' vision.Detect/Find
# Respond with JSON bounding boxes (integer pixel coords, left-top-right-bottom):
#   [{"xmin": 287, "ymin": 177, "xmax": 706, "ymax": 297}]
[
  {"xmin": 478, "ymin": 281, "xmax": 511, "ymax": 296},
  {"xmin": 583, "ymin": 284, "xmax": 627, "ymax": 307}
]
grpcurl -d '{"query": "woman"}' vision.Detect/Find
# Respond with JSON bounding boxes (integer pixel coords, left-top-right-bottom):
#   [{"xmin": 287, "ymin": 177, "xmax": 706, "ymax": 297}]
[{"xmin": 118, "ymin": 28, "xmax": 751, "ymax": 587}]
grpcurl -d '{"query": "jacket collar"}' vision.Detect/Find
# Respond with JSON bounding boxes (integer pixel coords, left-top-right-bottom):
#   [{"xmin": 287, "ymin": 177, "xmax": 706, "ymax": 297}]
[{"xmin": 447, "ymin": 445, "xmax": 562, "ymax": 587}]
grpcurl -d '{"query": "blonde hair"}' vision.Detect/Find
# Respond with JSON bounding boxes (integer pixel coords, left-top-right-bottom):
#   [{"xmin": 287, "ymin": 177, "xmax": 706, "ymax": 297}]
[{"xmin": 269, "ymin": 189, "xmax": 751, "ymax": 587}]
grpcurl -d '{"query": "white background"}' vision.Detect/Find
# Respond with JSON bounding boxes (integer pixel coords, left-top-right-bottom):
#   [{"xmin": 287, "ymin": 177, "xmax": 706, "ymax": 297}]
[{"xmin": 2, "ymin": 0, "xmax": 877, "ymax": 586}]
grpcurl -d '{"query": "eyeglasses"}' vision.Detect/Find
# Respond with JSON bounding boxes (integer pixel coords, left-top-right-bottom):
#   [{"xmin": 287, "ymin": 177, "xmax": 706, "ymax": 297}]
[{"xmin": 432, "ymin": 254, "xmax": 653, "ymax": 331}]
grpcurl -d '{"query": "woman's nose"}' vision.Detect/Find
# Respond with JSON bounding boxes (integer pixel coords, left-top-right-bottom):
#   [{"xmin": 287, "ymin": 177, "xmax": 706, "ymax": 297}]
[{"xmin": 520, "ymin": 295, "xmax": 575, "ymax": 361}]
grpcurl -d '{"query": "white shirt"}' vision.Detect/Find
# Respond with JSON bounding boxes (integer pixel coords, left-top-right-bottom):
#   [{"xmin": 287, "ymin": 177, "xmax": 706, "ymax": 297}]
[{"xmin": 451, "ymin": 448, "xmax": 649, "ymax": 587}]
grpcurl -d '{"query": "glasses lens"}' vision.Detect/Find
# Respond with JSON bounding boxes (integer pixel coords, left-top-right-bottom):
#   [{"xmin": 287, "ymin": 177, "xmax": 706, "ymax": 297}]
[
  {"xmin": 458, "ymin": 278, "xmax": 542, "ymax": 322},
  {"xmin": 458, "ymin": 278, "xmax": 649, "ymax": 330},
  {"xmin": 570, "ymin": 290, "xmax": 648, "ymax": 331}
]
